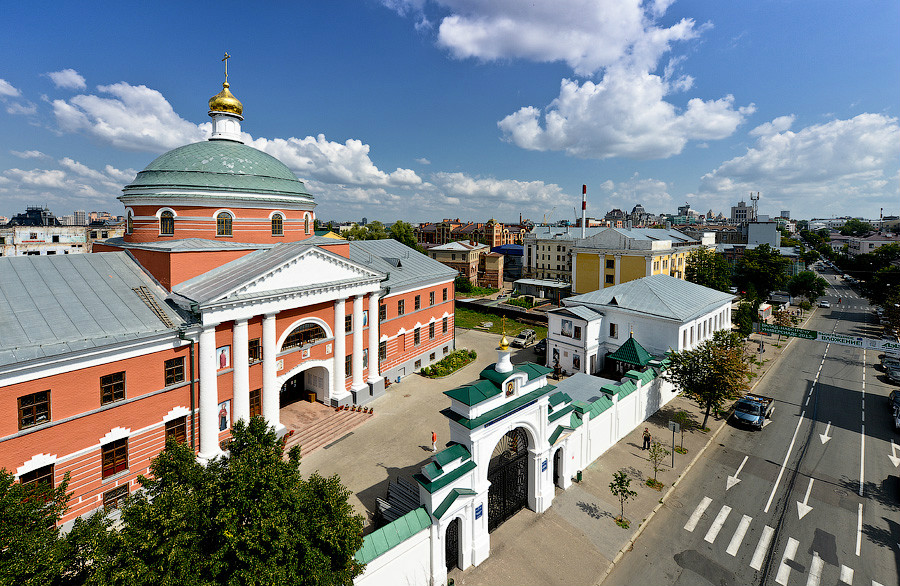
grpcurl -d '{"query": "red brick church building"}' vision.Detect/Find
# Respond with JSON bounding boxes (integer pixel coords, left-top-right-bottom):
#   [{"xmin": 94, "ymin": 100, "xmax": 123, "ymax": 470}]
[{"xmin": 0, "ymin": 78, "xmax": 456, "ymax": 526}]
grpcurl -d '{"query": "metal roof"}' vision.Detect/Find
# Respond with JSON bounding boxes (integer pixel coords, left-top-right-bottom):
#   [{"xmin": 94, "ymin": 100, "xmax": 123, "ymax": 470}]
[
  {"xmin": 549, "ymin": 305, "xmax": 603, "ymax": 321},
  {"xmin": 348, "ymin": 240, "xmax": 457, "ymax": 291},
  {"xmin": 101, "ymin": 236, "xmax": 270, "ymax": 252},
  {"xmin": 0, "ymin": 252, "xmax": 184, "ymax": 367},
  {"xmin": 566, "ymin": 274, "xmax": 734, "ymax": 322}
]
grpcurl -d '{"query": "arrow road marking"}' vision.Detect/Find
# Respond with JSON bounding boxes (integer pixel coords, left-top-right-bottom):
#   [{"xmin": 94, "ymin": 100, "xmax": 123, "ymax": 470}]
[
  {"xmin": 797, "ymin": 477, "xmax": 814, "ymax": 520},
  {"xmin": 890, "ymin": 440, "xmax": 900, "ymax": 468},
  {"xmin": 727, "ymin": 455, "xmax": 748, "ymax": 490},
  {"xmin": 819, "ymin": 421, "xmax": 832, "ymax": 444}
]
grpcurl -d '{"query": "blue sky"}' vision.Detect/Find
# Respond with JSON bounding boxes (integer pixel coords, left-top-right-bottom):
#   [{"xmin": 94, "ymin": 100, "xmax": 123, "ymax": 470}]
[{"xmin": 1, "ymin": 0, "xmax": 897, "ymax": 224}]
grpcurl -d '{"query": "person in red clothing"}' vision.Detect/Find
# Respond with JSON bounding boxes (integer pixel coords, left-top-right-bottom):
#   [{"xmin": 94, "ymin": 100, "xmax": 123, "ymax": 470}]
[{"xmin": 431, "ymin": 431, "xmax": 437, "ymax": 452}]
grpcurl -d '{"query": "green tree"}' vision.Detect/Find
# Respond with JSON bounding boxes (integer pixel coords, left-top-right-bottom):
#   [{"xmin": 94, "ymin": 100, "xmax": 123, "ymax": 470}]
[
  {"xmin": 454, "ymin": 275, "xmax": 474, "ymax": 294},
  {"xmin": 95, "ymin": 419, "xmax": 365, "ymax": 586},
  {"xmin": 671, "ymin": 410, "xmax": 692, "ymax": 451},
  {"xmin": 733, "ymin": 300, "xmax": 755, "ymax": 337},
  {"xmin": 664, "ymin": 330, "xmax": 751, "ymax": 429},
  {"xmin": 787, "ymin": 271, "xmax": 828, "ymax": 304},
  {"xmin": 647, "ymin": 441, "xmax": 670, "ymax": 484},
  {"xmin": 684, "ymin": 248, "xmax": 732, "ymax": 291},
  {"xmin": 388, "ymin": 220, "xmax": 424, "ymax": 252},
  {"xmin": 733, "ymin": 244, "xmax": 790, "ymax": 304},
  {"xmin": 609, "ymin": 470, "xmax": 637, "ymax": 526},
  {"xmin": 839, "ymin": 218, "xmax": 873, "ymax": 236}
]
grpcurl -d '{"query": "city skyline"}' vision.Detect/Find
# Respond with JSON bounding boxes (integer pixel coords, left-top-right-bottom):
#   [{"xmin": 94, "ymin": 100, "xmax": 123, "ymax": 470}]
[{"xmin": 0, "ymin": 1, "xmax": 898, "ymax": 224}]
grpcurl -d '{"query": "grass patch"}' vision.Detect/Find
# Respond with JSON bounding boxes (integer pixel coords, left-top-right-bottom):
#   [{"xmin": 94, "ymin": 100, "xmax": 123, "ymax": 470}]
[
  {"xmin": 615, "ymin": 516, "xmax": 630, "ymax": 529},
  {"xmin": 454, "ymin": 306, "xmax": 548, "ymax": 340},
  {"xmin": 674, "ymin": 446, "xmax": 688, "ymax": 455},
  {"xmin": 420, "ymin": 349, "xmax": 476, "ymax": 378},
  {"xmin": 455, "ymin": 286, "xmax": 500, "ymax": 299},
  {"xmin": 645, "ymin": 478, "xmax": 664, "ymax": 491}
]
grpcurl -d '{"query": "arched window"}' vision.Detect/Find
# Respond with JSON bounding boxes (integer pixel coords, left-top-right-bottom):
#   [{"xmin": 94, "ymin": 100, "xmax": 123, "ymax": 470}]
[
  {"xmin": 126, "ymin": 211, "xmax": 133, "ymax": 234},
  {"xmin": 160, "ymin": 211, "xmax": 175, "ymax": 236},
  {"xmin": 271, "ymin": 213, "xmax": 283, "ymax": 236},
  {"xmin": 304, "ymin": 215, "xmax": 310, "ymax": 235},
  {"xmin": 216, "ymin": 212, "xmax": 233, "ymax": 236},
  {"xmin": 282, "ymin": 323, "xmax": 327, "ymax": 351}
]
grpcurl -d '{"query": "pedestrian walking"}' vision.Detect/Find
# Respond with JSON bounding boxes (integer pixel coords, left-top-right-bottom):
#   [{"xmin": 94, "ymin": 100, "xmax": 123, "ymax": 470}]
[
  {"xmin": 642, "ymin": 428, "xmax": 651, "ymax": 450},
  {"xmin": 431, "ymin": 430, "xmax": 437, "ymax": 452}
]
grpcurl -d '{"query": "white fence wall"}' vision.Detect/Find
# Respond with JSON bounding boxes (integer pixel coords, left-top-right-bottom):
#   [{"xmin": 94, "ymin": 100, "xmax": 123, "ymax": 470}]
[{"xmin": 354, "ymin": 527, "xmax": 432, "ymax": 586}]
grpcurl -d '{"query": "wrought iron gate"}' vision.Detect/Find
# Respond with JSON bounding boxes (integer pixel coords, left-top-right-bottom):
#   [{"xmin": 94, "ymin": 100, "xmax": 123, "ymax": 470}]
[
  {"xmin": 487, "ymin": 428, "xmax": 529, "ymax": 532},
  {"xmin": 445, "ymin": 517, "xmax": 460, "ymax": 571}
]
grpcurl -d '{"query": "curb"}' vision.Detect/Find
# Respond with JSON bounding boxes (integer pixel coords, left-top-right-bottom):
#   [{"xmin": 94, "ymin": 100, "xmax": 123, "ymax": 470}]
[{"xmin": 595, "ymin": 317, "xmax": 808, "ymax": 585}]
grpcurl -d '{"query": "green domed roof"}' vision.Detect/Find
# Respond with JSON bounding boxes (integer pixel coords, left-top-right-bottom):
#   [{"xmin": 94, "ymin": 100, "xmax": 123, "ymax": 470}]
[{"xmin": 123, "ymin": 140, "xmax": 313, "ymax": 200}]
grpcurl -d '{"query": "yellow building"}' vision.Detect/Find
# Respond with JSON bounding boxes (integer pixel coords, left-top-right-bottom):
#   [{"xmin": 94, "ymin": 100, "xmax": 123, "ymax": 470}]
[{"xmin": 572, "ymin": 227, "xmax": 711, "ymax": 294}]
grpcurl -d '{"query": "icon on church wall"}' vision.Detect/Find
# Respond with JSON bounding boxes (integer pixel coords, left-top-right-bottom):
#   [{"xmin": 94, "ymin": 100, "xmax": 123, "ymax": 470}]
[
  {"xmin": 505, "ymin": 380, "xmax": 515, "ymax": 397},
  {"xmin": 363, "ymin": 310, "xmax": 368, "ymax": 327},
  {"xmin": 218, "ymin": 399, "xmax": 231, "ymax": 431},
  {"xmin": 217, "ymin": 345, "xmax": 231, "ymax": 369},
  {"xmin": 552, "ymin": 347, "xmax": 560, "ymax": 364},
  {"xmin": 561, "ymin": 319, "xmax": 573, "ymax": 338},
  {"xmin": 573, "ymin": 354, "xmax": 581, "ymax": 370}
]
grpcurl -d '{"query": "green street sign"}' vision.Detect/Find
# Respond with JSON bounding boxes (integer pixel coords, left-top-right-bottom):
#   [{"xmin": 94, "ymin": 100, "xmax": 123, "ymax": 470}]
[{"xmin": 760, "ymin": 323, "xmax": 817, "ymax": 339}]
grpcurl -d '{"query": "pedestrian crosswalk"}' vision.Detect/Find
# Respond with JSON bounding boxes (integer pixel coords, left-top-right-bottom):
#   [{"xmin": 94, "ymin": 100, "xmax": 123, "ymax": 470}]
[{"xmin": 682, "ymin": 496, "xmax": 885, "ymax": 585}]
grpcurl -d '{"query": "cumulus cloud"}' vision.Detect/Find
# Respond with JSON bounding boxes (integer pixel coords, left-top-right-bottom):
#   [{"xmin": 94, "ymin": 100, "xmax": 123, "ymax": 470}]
[
  {"xmin": 0, "ymin": 160, "xmax": 137, "ymax": 212},
  {"xmin": 0, "ymin": 78, "xmax": 21, "ymax": 97},
  {"xmin": 415, "ymin": 157, "xmax": 431, "ymax": 165},
  {"xmin": 46, "ymin": 68, "xmax": 87, "ymax": 90},
  {"xmin": 10, "ymin": 150, "xmax": 48, "ymax": 159},
  {"xmin": 698, "ymin": 113, "xmax": 900, "ymax": 215},
  {"xmin": 499, "ymin": 71, "xmax": 754, "ymax": 160},
  {"xmin": 597, "ymin": 174, "xmax": 673, "ymax": 211}
]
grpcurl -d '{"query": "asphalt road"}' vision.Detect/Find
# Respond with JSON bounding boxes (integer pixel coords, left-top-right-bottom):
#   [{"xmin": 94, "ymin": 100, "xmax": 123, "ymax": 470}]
[{"xmin": 604, "ymin": 268, "xmax": 899, "ymax": 586}]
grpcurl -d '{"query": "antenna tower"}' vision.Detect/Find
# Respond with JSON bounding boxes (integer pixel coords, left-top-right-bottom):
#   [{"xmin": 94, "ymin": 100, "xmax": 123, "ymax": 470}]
[{"xmin": 749, "ymin": 192, "xmax": 760, "ymax": 222}]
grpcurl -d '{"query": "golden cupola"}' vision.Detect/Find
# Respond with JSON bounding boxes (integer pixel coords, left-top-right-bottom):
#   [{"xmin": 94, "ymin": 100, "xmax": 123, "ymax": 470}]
[{"xmin": 208, "ymin": 82, "xmax": 243, "ymax": 116}]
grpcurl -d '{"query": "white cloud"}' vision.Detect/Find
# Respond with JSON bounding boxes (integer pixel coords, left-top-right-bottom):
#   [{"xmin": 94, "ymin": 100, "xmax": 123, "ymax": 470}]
[
  {"xmin": 0, "ymin": 160, "xmax": 137, "ymax": 213},
  {"xmin": 6, "ymin": 102, "xmax": 37, "ymax": 115},
  {"xmin": 697, "ymin": 113, "xmax": 900, "ymax": 216},
  {"xmin": 499, "ymin": 71, "xmax": 754, "ymax": 160},
  {"xmin": 46, "ymin": 68, "xmax": 87, "ymax": 90},
  {"xmin": 10, "ymin": 150, "xmax": 48, "ymax": 159},
  {"xmin": 597, "ymin": 174, "xmax": 673, "ymax": 211},
  {"xmin": 0, "ymin": 78, "xmax": 20, "ymax": 97},
  {"xmin": 416, "ymin": 157, "xmax": 431, "ymax": 165}
]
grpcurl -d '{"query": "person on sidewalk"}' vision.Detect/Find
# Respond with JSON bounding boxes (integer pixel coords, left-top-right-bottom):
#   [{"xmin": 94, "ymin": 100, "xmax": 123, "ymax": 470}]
[
  {"xmin": 642, "ymin": 428, "xmax": 651, "ymax": 450},
  {"xmin": 432, "ymin": 430, "xmax": 437, "ymax": 452}
]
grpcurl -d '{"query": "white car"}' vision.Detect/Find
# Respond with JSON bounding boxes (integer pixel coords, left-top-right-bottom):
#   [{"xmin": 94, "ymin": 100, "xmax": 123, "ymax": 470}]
[{"xmin": 818, "ymin": 300, "xmax": 831, "ymax": 308}]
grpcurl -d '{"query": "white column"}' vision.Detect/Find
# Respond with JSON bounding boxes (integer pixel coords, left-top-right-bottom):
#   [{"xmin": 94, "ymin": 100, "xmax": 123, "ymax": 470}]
[
  {"xmin": 351, "ymin": 295, "xmax": 365, "ymax": 393},
  {"xmin": 198, "ymin": 324, "xmax": 221, "ymax": 462},
  {"xmin": 614, "ymin": 254, "xmax": 621, "ymax": 285},
  {"xmin": 333, "ymin": 299, "xmax": 348, "ymax": 400},
  {"xmin": 262, "ymin": 312, "xmax": 283, "ymax": 432},
  {"xmin": 645, "ymin": 255, "xmax": 653, "ymax": 276},
  {"xmin": 232, "ymin": 318, "xmax": 250, "ymax": 424},
  {"xmin": 368, "ymin": 292, "xmax": 381, "ymax": 383}
]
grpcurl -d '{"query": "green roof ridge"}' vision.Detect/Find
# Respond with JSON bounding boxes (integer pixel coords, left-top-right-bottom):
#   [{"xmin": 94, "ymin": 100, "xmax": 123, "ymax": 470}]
[
  {"xmin": 607, "ymin": 336, "xmax": 653, "ymax": 367},
  {"xmin": 355, "ymin": 507, "xmax": 432, "ymax": 564}
]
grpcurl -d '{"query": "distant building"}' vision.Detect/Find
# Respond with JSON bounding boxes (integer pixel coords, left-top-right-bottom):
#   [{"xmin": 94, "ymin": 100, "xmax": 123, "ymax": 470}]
[
  {"xmin": 848, "ymin": 232, "xmax": 900, "ymax": 256},
  {"xmin": 780, "ymin": 211, "xmax": 790, "ymax": 219},
  {"xmin": 428, "ymin": 241, "xmax": 504, "ymax": 288},
  {"xmin": 74, "ymin": 210, "xmax": 86, "ymax": 226},
  {"xmin": 731, "ymin": 200, "xmax": 751, "ymax": 224},
  {"xmin": 0, "ymin": 207, "xmax": 88, "ymax": 256}
]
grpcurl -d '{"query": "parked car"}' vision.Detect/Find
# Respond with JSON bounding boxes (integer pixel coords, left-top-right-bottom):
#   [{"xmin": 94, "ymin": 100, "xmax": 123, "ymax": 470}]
[
  {"xmin": 887, "ymin": 366, "xmax": 900, "ymax": 385},
  {"xmin": 818, "ymin": 300, "xmax": 831, "ymax": 308},
  {"xmin": 496, "ymin": 294, "xmax": 509, "ymax": 302},
  {"xmin": 881, "ymin": 357, "xmax": 900, "ymax": 371},
  {"xmin": 511, "ymin": 329, "xmax": 535, "ymax": 347},
  {"xmin": 534, "ymin": 338, "xmax": 547, "ymax": 356}
]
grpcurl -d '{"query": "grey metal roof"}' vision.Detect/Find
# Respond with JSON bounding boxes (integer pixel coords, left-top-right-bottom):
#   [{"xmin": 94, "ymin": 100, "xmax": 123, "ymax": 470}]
[
  {"xmin": 101, "ymin": 237, "xmax": 271, "ymax": 252},
  {"xmin": 349, "ymin": 240, "xmax": 457, "ymax": 291},
  {"xmin": 0, "ymin": 252, "xmax": 184, "ymax": 367},
  {"xmin": 549, "ymin": 305, "xmax": 603, "ymax": 321},
  {"xmin": 605, "ymin": 227, "xmax": 698, "ymax": 243},
  {"xmin": 515, "ymin": 278, "xmax": 571, "ymax": 288},
  {"xmin": 565, "ymin": 274, "xmax": 733, "ymax": 322}
]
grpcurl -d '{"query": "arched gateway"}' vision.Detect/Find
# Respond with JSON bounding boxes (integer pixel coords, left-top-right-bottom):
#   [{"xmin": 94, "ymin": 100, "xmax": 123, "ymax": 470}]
[{"xmin": 487, "ymin": 427, "xmax": 529, "ymax": 532}]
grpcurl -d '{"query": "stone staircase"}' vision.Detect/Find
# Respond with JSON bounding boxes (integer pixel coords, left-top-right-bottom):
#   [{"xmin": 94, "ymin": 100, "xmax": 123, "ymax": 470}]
[{"xmin": 282, "ymin": 408, "xmax": 374, "ymax": 457}]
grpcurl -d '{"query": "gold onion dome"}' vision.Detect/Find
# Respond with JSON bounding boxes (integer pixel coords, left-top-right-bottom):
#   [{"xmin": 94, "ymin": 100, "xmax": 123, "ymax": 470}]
[
  {"xmin": 208, "ymin": 82, "xmax": 243, "ymax": 116},
  {"xmin": 500, "ymin": 335, "xmax": 509, "ymax": 350}
]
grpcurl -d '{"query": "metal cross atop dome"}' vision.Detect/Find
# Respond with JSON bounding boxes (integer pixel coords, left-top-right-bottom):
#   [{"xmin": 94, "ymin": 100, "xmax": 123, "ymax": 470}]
[{"xmin": 222, "ymin": 52, "xmax": 231, "ymax": 83}]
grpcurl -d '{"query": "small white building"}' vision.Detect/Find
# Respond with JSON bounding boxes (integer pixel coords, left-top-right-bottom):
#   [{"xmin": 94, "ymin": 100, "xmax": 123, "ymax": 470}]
[{"xmin": 546, "ymin": 274, "xmax": 735, "ymax": 376}]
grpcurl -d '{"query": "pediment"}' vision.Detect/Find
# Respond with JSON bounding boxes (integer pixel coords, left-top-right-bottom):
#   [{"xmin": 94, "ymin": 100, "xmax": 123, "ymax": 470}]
[{"xmin": 226, "ymin": 248, "xmax": 383, "ymax": 300}]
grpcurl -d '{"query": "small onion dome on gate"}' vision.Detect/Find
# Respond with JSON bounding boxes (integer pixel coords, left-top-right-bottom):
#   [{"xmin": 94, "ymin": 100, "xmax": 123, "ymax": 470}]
[
  {"xmin": 499, "ymin": 334, "xmax": 509, "ymax": 351},
  {"xmin": 208, "ymin": 82, "xmax": 243, "ymax": 117}
]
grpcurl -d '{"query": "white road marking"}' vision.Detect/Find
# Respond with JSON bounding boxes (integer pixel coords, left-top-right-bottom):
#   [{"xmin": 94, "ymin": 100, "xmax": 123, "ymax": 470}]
[
  {"xmin": 856, "ymin": 502, "xmax": 863, "ymax": 556},
  {"xmin": 726, "ymin": 514, "xmax": 751, "ymax": 556},
  {"xmin": 750, "ymin": 525, "xmax": 775, "ymax": 571},
  {"xmin": 819, "ymin": 421, "xmax": 832, "ymax": 444},
  {"xmin": 775, "ymin": 537, "xmax": 799, "ymax": 585},
  {"xmin": 684, "ymin": 496, "xmax": 712, "ymax": 532},
  {"xmin": 839, "ymin": 564, "xmax": 853, "ymax": 584},
  {"xmin": 766, "ymin": 411, "xmax": 806, "ymax": 513},
  {"xmin": 797, "ymin": 477, "xmax": 814, "ymax": 520},
  {"xmin": 873, "ymin": 581, "xmax": 885, "ymax": 586},
  {"xmin": 806, "ymin": 552, "xmax": 824, "ymax": 586},
  {"xmin": 726, "ymin": 455, "xmax": 748, "ymax": 490},
  {"xmin": 861, "ymin": 351, "xmax": 866, "ymax": 497},
  {"xmin": 704, "ymin": 505, "xmax": 732, "ymax": 543}
]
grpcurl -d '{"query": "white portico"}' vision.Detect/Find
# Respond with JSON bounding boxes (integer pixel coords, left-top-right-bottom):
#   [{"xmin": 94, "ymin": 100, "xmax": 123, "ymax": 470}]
[{"xmin": 171, "ymin": 242, "xmax": 384, "ymax": 461}]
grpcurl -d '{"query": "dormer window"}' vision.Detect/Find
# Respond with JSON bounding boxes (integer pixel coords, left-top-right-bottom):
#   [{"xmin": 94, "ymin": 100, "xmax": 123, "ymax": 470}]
[
  {"xmin": 160, "ymin": 211, "xmax": 175, "ymax": 236},
  {"xmin": 217, "ymin": 212, "xmax": 233, "ymax": 236},
  {"xmin": 271, "ymin": 213, "xmax": 283, "ymax": 236}
]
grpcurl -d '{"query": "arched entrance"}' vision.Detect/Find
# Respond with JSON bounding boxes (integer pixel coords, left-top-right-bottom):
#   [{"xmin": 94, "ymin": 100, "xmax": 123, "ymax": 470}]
[
  {"xmin": 445, "ymin": 517, "xmax": 460, "ymax": 571},
  {"xmin": 487, "ymin": 427, "xmax": 529, "ymax": 532},
  {"xmin": 553, "ymin": 447, "xmax": 563, "ymax": 487},
  {"xmin": 280, "ymin": 365, "xmax": 329, "ymax": 406}
]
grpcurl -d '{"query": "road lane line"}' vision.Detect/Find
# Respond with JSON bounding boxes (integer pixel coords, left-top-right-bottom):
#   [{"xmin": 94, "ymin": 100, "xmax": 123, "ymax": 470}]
[
  {"xmin": 684, "ymin": 496, "xmax": 712, "ymax": 532},
  {"xmin": 856, "ymin": 503, "xmax": 863, "ymax": 556},
  {"xmin": 750, "ymin": 525, "xmax": 775, "ymax": 571},
  {"xmin": 704, "ymin": 505, "xmax": 732, "ymax": 543},
  {"xmin": 806, "ymin": 552, "xmax": 824, "ymax": 586},
  {"xmin": 765, "ymin": 411, "xmax": 806, "ymax": 513},
  {"xmin": 726, "ymin": 514, "xmax": 751, "ymax": 556},
  {"xmin": 839, "ymin": 564, "xmax": 853, "ymax": 584},
  {"xmin": 775, "ymin": 537, "xmax": 799, "ymax": 585},
  {"xmin": 860, "ymin": 352, "xmax": 866, "ymax": 497}
]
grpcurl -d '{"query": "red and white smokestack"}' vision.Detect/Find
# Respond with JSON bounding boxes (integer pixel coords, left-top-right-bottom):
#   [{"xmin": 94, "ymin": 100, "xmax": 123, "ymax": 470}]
[{"xmin": 581, "ymin": 184, "xmax": 587, "ymax": 238}]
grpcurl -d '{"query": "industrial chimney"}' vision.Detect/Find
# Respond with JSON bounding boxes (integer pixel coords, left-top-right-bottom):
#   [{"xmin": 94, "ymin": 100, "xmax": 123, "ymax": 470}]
[{"xmin": 581, "ymin": 184, "xmax": 587, "ymax": 239}]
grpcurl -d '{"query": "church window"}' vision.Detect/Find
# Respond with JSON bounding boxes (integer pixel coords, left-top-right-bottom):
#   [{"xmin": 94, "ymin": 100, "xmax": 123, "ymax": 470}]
[
  {"xmin": 345, "ymin": 315, "xmax": 352, "ymax": 332},
  {"xmin": 248, "ymin": 339, "xmax": 261, "ymax": 363},
  {"xmin": 18, "ymin": 391, "xmax": 51, "ymax": 429},
  {"xmin": 165, "ymin": 417, "xmax": 187, "ymax": 444},
  {"xmin": 126, "ymin": 211, "xmax": 133, "ymax": 234},
  {"xmin": 271, "ymin": 214, "xmax": 284, "ymax": 236},
  {"xmin": 282, "ymin": 323, "xmax": 327, "ymax": 350},
  {"xmin": 443, "ymin": 288, "xmax": 448, "ymax": 301},
  {"xmin": 216, "ymin": 212, "xmax": 233, "ymax": 236},
  {"xmin": 429, "ymin": 291, "xmax": 435, "ymax": 306},
  {"xmin": 164, "ymin": 358, "xmax": 185, "ymax": 386},
  {"xmin": 415, "ymin": 295, "xmax": 421, "ymax": 310},
  {"xmin": 610, "ymin": 323, "xmax": 618, "ymax": 339},
  {"xmin": 379, "ymin": 304, "xmax": 386, "ymax": 322},
  {"xmin": 443, "ymin": 317, "xmax": 448, "ymax": 333},
  {"xmin": 101, "ymin": 439, "xmax": 128, "ymax": 479},
  {"xmin": 304, "ymin": 215, "xmax": 310, "ymax": 234},
  {"xmin": 606, "ymin": 274, "xmax": 615, "ymax": 284},
  {"xmin": 429, "ymin": 322, "xmax": 435, "ymax": 339},
  {"xmin": 363, "ymin": 348, "xmax": 368, "ymax": 368},
  {"xmin": 414, "ymin": 328, "xmax": 421, "ymax": 346},
  {"xmin": 378, "ymin": 341, "xmax": 386, "ymax": 362},
  {"xmin": 103, "ymin": 485, "xmax": 129, "ymax": 510},
  {"xmin": 345, "ymin": 355, "xmax": 352, "ymax": 377},
  {"xmin": 160, "ymin": 211, "xmax": 175, "ymax": 236},
  {"xmin": 398, "ymin": 299, "xmax": 405, "ymax": 316},
  {"xmin": 100, "ymin": 372, "xmax": 126, "ymax": 405},
  {"xmin": 20, "ymin": 464, "xmax": 54, "ymax": 491},
  {"xmin": 249, "ymin": 389, "xmax": 262, "ymax": 417}
]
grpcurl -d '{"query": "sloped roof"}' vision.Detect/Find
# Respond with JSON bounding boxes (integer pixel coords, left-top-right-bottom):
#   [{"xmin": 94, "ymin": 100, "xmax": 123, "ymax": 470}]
[
  {"xmin": 549, "ymin": 305, "xmax": 602, "ymax": 321},
  {"xmin": 100, "ymin": 236, "xmax": 270, "ymax": 253},
  {"xmin": 348, "ymin": 239, "xmax": 456, "ymax": 291},
  {"xmin": 566, "ymin": 274, "xmax": 733, "ymax": 322},
  {"xmin": 608, "ymin": 337, "xmax": 653, "ymax": 366},
  {"xmin": 355, "ymin": 507, "xmax": 432, "ymax": 564},
  {"xmin": 444, "ymin": 379, "xmax": 500, "ymax": 406},
  {"xmin": 0, "ymin": 252, "xmax": 184, "ymax": 367},
  {"xmin": 430, "ymin": 241, "xmax": 488, "ymax": 251}
]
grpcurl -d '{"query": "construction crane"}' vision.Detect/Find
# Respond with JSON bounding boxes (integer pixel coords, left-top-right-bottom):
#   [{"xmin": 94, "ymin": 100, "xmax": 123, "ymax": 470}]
[{"xmin": 541, "ymin": 206, "xmax": 556, "ymax": 226}]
